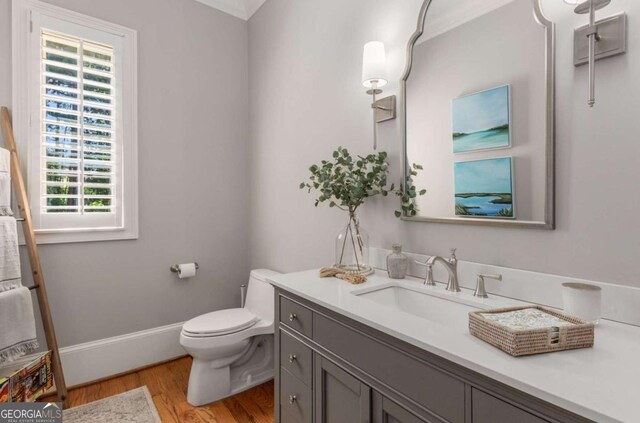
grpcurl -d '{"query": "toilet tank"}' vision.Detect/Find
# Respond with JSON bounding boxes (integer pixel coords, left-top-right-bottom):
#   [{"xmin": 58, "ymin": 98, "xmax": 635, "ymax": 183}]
[{"xmin": 244, "ymin": 269, "xmax": 280, "ymax": 323}]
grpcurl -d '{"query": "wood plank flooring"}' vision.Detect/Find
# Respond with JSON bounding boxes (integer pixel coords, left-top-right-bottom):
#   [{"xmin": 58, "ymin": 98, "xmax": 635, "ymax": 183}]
[{"xmin": 41, "ymin": 356, "xmax": 275, "ymax": 422}]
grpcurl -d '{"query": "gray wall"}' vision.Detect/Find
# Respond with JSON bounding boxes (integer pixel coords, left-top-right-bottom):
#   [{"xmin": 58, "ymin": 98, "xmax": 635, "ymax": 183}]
[
  {"xmin": 3, "ymin": 0, "xmax": 639, "ymax": 350},
  {"xmin": 248, "ymin": 0, "xmax": 640, "ymax": 288},
  {"xmin": 0, "ymin": 0, "xmax": 251, "ymax": 347}
]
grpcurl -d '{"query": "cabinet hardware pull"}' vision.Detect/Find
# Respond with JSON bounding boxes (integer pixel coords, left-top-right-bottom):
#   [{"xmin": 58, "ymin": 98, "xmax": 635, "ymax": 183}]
[
  {"xmin": 289, "ymin": 354, "xmax": 297, "ymax": 363},
  {"xmin": 289, "ymin": 313, "xmax": 297, "ymax": 322},
  {"xmin": 289, "ymin": 394, "xmax": 297, "ymax": 404}
]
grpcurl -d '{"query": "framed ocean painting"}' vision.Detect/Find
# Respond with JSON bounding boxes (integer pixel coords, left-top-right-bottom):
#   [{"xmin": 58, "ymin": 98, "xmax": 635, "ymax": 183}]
[
  {"xmin": 454, "ymin": 157, "xmax": 515, "ymax": 218},
  {"xmin": 452, "ymin": 85, "xmax": 511, "ymax": 154}
]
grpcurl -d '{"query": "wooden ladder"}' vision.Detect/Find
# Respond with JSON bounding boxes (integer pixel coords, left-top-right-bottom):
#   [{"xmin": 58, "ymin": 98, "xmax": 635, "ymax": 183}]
[{"xmin": 1, "ymin": 106, "xmax": 68, "ymax": 408}]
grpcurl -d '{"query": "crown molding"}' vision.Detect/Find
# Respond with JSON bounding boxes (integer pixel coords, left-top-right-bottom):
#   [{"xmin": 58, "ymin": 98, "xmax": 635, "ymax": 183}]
[
  {"xmin": 244, "ymin": 0, "xmax": 266, "ymax": 18},
  {"xmin": 194, "ymin": 0, "xmax": 266, "ymax": 21},
  {"xmin": 419, "ymin": 0, "xmax": 515, "ymax": 43}
]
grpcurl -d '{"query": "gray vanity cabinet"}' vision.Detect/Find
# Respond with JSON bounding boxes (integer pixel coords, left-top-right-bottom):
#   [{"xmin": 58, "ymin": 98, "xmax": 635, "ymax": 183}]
[
  {"xmin": 274, "ymin": 288, "xmax": 593, "ymax": 423},
  {"xmin": 471, "ymin": 389, "xmax": 548, "ymax": 423},
  {"xmin": 314, "ymin": 355, "xmax": 371, "ymax": 423},
  {"xmin": 373, "ymin": 393, "xmax": 432, "ymax": 423}
]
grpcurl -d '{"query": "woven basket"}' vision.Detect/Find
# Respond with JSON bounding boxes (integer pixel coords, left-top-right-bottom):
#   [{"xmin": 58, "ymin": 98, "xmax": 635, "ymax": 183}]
[{"xmin": 469, "ymin": 306, "xmax": 594, "ymax": 357}]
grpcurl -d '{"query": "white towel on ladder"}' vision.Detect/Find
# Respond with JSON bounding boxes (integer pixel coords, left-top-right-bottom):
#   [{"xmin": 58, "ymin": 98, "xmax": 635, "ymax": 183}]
[
  {"xmin": 0, "ymin": 216, "xmax": 21, "ymax": 292},
  {"xmin": 0, "ymin": 214, "xmax": 36, "ymax": 364},
  {"xmin": 0, "ymin": 287, "xmax": 39, "ymax": 364},
  {"xmin": 0, "ymin": 148, "xmax": 11, "ymax": 217}
]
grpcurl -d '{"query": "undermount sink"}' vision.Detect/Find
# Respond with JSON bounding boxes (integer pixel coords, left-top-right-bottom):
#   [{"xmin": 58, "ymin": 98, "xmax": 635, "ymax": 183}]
[{"xmin": 352, "ymin": 283, "xmax": 478, "ymax": 328}]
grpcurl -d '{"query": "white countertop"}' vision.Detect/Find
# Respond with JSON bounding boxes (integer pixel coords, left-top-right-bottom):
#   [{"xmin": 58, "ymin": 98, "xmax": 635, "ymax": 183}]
[{"xmin": 268, "ymin": 269, "xmax": 640, "ymax": 423}]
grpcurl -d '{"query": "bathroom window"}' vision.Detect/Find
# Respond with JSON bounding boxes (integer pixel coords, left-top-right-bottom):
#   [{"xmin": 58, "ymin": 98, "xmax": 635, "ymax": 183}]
[{"xmin": 13, "ymin": 0, "xmax": 138, "ymax": 243}]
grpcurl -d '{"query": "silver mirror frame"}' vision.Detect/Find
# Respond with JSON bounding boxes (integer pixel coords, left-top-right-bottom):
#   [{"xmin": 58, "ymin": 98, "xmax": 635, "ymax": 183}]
[{"xmin": 400, "ymin": 0, "xmax": 556, "ymax": 229}]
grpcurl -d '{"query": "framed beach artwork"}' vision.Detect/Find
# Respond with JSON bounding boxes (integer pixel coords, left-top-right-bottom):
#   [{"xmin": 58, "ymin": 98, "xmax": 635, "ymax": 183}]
[
  {"xmin": 454, "ymin": 157, "xmax": 515, "ymax": 219},
  {"xmin": 452, "ymin": 85, "xmax": 511, "ymax": 154}
]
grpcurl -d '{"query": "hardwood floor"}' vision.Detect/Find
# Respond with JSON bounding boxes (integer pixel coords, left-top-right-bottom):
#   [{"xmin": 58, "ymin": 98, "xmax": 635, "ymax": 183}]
[{"xmin": 41, "ymin": 357, "xmax": 275, "ymax": 422}]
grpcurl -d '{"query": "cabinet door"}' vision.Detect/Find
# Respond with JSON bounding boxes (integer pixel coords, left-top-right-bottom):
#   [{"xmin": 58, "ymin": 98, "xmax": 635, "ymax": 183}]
[
  {"xmin": 314, "ymin": 354, "xmax": 371, "ymax": 423},
  {"xmin": 373, "ymin": 392, "xmax": 433, "ymax": 423}
]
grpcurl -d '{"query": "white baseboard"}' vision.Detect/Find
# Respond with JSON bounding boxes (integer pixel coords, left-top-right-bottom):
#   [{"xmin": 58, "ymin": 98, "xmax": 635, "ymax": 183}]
[{"xmin": 59, "ymin": 321, "xmax": 186, "ymax": 387}]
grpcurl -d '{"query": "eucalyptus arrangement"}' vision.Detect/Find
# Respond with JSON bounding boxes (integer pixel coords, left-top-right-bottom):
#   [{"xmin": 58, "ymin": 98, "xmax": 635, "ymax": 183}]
[{"xmin": 300, "ymin": 147, "xmax": 425, "ymax": 274}]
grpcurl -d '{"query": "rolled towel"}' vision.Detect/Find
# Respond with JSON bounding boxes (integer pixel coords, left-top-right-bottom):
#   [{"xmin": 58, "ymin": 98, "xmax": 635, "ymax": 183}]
[
  {"xmin": 0, "ymin": 287, "xmax": 39, "ymax": 364},
  {"xmin": 0, "ymin": 148, "xmax": 10, "ymax": 217},
  {"xmin": 0, "ymin": 216, "xmax": 20, "ymax": 292}
]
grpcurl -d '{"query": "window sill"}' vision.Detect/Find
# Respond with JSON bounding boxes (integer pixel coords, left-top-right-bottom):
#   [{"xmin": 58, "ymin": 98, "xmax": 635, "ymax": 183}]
[{"xmin": 23, "ymin": 227, "xmax": 139, "ymax": 245}]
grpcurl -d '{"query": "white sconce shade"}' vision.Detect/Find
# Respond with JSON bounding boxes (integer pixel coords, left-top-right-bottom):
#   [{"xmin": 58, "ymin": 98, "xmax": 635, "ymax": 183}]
[
  {"xmin": 563, "ymin": 0, "xmax": 580, "ymax": 4},
  {"xmin": 362, "ymin": 41, "xmax": 388, "ymax": 88}
]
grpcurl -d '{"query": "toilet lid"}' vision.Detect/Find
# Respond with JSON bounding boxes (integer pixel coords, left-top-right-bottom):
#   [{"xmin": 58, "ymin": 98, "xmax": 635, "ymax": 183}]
[{"xmin": 183, "ymin": 308, "xmax": 259, "ymax": 337}]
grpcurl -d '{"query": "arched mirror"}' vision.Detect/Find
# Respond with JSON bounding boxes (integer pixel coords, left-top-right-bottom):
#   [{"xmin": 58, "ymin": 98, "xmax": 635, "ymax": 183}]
[{"xmin": 401, "ymin": 0, "xmax": 555, "ymax": 229}]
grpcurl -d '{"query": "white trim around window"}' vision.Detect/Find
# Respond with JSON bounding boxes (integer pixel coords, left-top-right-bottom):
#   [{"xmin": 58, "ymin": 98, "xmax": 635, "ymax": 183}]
[{"xmin": 12, "ymin": 0, "xmax": 138, "ymax": 244}]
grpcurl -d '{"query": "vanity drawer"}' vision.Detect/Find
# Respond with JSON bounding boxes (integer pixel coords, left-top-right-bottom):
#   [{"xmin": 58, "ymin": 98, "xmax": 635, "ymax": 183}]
[
  {"xmin": 280, "ymin": 296, "xmax": 313, "ymax": 338},
  {"xmin": 314, "ymin": 313, "xmax": 465, "ymax": 423},
  {"xmin": 472, "ymin": 389, "xmax": 549, "ymax": 423},
  {"xmin": 281, "ymin": 410, "xmax": 303, "ymax": 423},
  {"xmin": 281, "ymin": 367, "xmax": 313, "ymax": 423},
  {"xmin": 281, "ymin": 330, "xmax": 313, "ymax": 386}
]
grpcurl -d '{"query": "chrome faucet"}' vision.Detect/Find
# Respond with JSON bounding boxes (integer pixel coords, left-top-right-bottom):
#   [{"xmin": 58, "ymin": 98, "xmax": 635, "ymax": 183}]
[
  {"xmin": 474, "ymin": 273, "xmax": 502, "ymax": 298},
  {"xmin": 426, "ymin": 248, "xmax": 461, "ymax": 292},
  {"xmin": 414, "ymin": 260, "xmax": 436, "ymax": 286}
]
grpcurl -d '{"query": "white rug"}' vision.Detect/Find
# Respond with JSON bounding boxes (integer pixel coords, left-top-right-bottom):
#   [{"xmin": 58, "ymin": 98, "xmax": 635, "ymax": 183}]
[{"xmin": 63, "ymin": 386, "xmax": 161, "ymax": 423}]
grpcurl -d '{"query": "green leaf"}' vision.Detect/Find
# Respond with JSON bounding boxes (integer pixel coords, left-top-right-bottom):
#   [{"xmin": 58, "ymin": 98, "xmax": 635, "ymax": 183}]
[
  {"xmin": 394, "ymin": 211, "xmax": 402, "ymax": 218},
  {"xmin": 301, "ymin": 146, "xmax": 421, "ymax": 218},
  {"xmin": 419, "ymin": 189, "xmax": 427, "ymax": 195}
]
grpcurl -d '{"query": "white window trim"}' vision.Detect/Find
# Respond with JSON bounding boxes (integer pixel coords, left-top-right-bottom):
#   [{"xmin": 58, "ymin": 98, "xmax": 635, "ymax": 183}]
[{"xmin": 12, "ymin": 0, "xmax": 138, "ymax": 244}]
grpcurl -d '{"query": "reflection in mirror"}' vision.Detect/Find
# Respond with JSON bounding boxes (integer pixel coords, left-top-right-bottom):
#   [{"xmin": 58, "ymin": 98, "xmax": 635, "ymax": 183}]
[{"xmin": 402, "ymin": 0, "xmax": 554, "ymax": 228}]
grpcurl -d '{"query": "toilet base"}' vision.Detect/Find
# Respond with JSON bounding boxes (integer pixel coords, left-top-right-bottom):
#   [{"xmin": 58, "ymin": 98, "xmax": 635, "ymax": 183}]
[
  {"xmin": 187, "ymin": 360, "xmax": 231, "ymax": 407},
  {"xmin": 186, "ymin": 335, "xmax": 274, "ymax": 406}
]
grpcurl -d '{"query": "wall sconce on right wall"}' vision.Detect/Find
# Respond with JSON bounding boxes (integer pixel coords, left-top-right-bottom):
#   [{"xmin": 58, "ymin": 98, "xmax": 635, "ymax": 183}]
[{"xmin": 565, "ymin": 0, "xmax": 627, "ymax": 107}]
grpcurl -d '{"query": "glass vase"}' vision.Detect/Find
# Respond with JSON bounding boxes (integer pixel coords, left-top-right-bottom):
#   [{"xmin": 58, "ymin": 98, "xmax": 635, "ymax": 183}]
[{"xmin": 335, "ymin": 214, "xmax": 373, "ymax": 275}]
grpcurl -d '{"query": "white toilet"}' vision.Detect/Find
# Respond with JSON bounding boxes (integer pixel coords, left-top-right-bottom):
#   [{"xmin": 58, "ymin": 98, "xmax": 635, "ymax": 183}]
[{"xmin": 180, "ymin": 268, "xmax": 280, "ymax": 406}]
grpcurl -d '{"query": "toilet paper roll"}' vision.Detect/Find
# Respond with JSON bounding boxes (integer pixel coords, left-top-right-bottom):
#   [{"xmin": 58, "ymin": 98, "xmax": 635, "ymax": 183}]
[{"xmin": 178, "ymin": 263, "xmax": 197, "ymax": 279}]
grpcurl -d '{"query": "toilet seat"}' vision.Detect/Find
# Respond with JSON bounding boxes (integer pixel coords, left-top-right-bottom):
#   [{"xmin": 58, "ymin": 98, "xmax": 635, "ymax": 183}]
[{"xmin": 183, "ymin": 308, "xmax": 258, "ymax": 338}]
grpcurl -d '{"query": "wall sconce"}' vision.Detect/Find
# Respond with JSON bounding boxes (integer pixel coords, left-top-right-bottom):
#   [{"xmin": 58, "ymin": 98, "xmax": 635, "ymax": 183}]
[
  {"xmin": 362, "ymin": 41, "xmax": 396, "ymax": 150},
  {"xmin": 568, "ymin": 0, "xmax": 627, "ymax": 107}
]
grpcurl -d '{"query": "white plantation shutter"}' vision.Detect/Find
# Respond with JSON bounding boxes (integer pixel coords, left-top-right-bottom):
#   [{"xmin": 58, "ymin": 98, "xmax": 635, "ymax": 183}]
[
  {"xmin": 41, "ymin": 30, "xmax": 116, "ymax": 215},
  {"xmin": 13, "ymin": 0, "xmax": 138, "ymax": 243}
]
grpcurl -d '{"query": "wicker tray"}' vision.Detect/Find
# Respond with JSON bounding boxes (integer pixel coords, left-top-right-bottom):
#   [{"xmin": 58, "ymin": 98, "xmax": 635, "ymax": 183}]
[{"xmin": 469, "ymin": 306, "xmax": 594, "ymax": 357}]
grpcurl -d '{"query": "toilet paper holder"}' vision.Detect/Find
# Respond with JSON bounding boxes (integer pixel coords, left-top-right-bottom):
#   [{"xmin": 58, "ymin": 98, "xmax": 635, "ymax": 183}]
[{"xmin": 170, "ymin": 263, "xmax": 200, "ymax": 273}]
